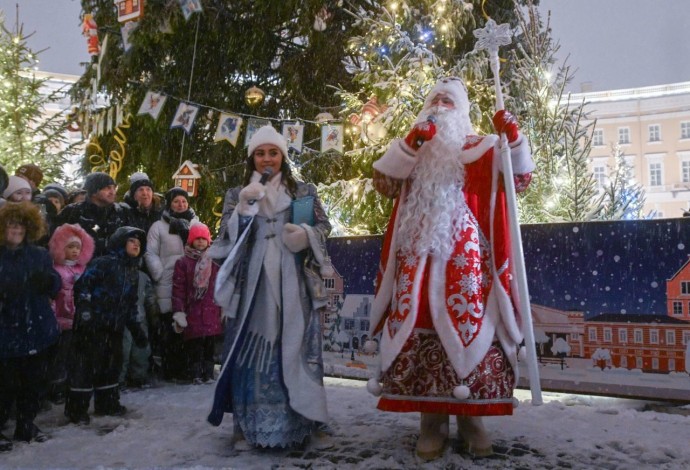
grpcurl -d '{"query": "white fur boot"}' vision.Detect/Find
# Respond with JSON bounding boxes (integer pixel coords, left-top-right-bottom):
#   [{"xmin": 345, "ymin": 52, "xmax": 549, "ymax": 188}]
[
  {"xmin": 416, "ymin": 413, "xmax": 449, "ymax": 460},
  {"xmin": 456, "ymin": 416, "xmax": 493, "ymax": 457}
]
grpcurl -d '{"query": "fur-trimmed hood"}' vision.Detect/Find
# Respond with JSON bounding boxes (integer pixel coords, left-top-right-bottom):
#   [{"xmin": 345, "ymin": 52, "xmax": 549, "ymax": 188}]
[{"xmin": 49, "ymin": 223, "xmax": 95, "ymax": 266}]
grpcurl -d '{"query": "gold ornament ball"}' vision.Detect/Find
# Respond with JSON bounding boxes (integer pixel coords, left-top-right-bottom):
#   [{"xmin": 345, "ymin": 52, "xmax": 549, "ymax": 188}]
[{"xmin": 244, "ymin": 86, "xmax": 265, "ymax": 107}]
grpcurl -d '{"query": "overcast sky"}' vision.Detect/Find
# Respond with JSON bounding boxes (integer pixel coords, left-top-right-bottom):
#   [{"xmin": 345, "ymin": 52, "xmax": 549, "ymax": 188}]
[{"xmin": 0, "ymin": 0, "xmax": 688, "ymax": 93}]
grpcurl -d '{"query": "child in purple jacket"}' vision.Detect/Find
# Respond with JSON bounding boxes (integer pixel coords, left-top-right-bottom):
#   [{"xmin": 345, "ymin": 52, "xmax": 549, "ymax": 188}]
[{"xmin": 171, "ymin": 223, "xmax": 222, "ymax": 384}]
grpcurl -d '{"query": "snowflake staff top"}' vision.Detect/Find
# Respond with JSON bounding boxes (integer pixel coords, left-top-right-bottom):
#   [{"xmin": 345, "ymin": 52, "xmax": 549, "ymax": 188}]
[
  {"xmin": 473, "ymin": 19, "xmax": 513, "ymax": 111},
  {"xmin": 472, "ymin": 18, "xmax": 513, "ymax": 55}
]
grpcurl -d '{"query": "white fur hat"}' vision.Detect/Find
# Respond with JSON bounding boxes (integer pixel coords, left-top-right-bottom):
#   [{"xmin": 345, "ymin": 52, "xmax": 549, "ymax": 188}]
[
  {"xmin": 247, "ymin": 125, "xmax": 288, "ymax": 158},
  {"xmin": 423, "ymin": 76, "xmax": 470, "ymax": 112},
  {"xmin": 2, "ymin": 175, "xmax": 32, "ymax": 199}
]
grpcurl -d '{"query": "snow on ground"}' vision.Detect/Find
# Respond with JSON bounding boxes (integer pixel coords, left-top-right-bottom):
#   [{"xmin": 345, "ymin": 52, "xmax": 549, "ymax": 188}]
[{"xmin": 3, "ymin": 377, "xmax": 690, "ymax": 469}]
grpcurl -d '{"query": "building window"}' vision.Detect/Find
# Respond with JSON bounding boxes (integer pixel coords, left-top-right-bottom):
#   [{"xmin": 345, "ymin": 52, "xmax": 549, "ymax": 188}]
[
  {"xmin": 332, "ymin": 294, "xmax": 341, "ymax": 306},
  {"xmin": 618, "ymin": 127, "xmax": 631, "ymax": 144},
  {"xmin": 682, "ymin": 281, "xmax": 690, "ymax": 295},
  {"xmin": 620, "ymin": 356, "xmax": 628, "ymax": 368},
  {"xmin": 684, "ymin": 331, "xmax": 690, "ymax": 345},
  {"xmin": 649, "ymin": 162, "xmax": 662, "ymax": 187},
  {"xmin": 588, "ymin": 327, "xmax": 597, "ymax": 341},
  {"xmin": 603, "ymin": 328, "xmax": 612, "ymax": 342},
  {"xmin": 344, "ymin": 318, "xmax": 355, "ymax": 330},
  {"xmin": 666, "ymin": 330, "xmax": 676, "ymax": 345},
  {"xmin": 359, "ymin": 319, "xmax": 370, "ymax": 331},
  {"xmin": 683, "ymin": 161, "xmax": 690, "ymax": 183},
  {"xmin": 673, "ymin": 301, "xmax": 683, "ymax": 315},
  {"xmin": 651, "ymin": 357, "xmax": 659, "ymax": 370},
  {"xmin": 324, "ymin": 278, "xmax": 335, "ymax": 289},
  {"xmin": 593, "ymin": 129, "xmax": 604, "ymax": 146},
  {"xmin": 618, "ymin": 329, "xmax": 628, "ymax": 343},
  {"xmin": 648, "ymin": 124, "xmax": 661, "ymax": 142},
  {"xmin": 593, "ymin": 165, "xmax": 606, "ymax": 189},
  {"xmin": 669, "ymin": 358, "xmax": 675, "ymax": 371},
  {"xmin": 649, "ymin": 329, "xmax": 659, "ymax": 344},
  {"xmin": 681, "ymin": 122, "xmax": 690, "ymax": 139},
  {"xmin": 635, "ymin": 357, "xmax": 643, "ymax": 369},
  {"xmin": 634, "ymin": 329, "xmax": 643, "ymax": 344}
]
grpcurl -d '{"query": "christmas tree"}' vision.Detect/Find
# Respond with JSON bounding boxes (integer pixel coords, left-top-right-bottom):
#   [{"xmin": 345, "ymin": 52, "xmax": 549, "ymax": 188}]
[
  {"xmin": 598, "ymin": 143, "xmax": 646, "ymax": 220},
  {"xmin": 0, "ymin": 18, "xmax": 74, "ymax": 183},
  {"xmin": 72, "ymin": 0, "xmax": 375, "ymax": 226}
]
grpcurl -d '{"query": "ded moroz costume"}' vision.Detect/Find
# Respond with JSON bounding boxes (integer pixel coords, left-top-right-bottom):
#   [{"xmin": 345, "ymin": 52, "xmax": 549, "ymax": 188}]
[{"xmin": 368, "ymin": 77, "xmax": 535, "ymax": 459}]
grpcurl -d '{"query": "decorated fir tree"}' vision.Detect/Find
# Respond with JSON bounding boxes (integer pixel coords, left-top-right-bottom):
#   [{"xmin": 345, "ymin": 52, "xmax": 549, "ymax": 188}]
[
  {"xmin": 598, "ymin": 143, "xmax": 646, "ymax": 220},
  {"xmin": 72, "ymin": 0, "xmax": 373, "ymax": 227},
  {"xmin": 0, "ymin": 19, "xmax": 74, "ymax": 183}
]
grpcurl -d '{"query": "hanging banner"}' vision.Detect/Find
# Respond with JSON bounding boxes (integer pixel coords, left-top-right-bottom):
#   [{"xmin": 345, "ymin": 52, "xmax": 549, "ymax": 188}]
[
  {"xmin": 137, "ymin": 91, "xmax": 167, "ymax": 120},
  {"xmin": 244, "ymin": 118, "xmax": 271, "ymax": 147},
  {"xmin": 282, "ymin": 122, "xmax": 304, "ymax": 154},
  {"xmin": 121, "ymin": 21, "xmax": 138, "ymax": 52},
  {"xmin": 321, "ymin": 123, "xmax": 344, "ymax": 153},
  {"xmin": 170, "ymin": 102, "xmax": 200, "ymax": 134},
  {"xmin": 214, "ymin": 112, "xmax": 243, "ymax": 146},
  {"xmin": 178, "ymin": 0, "xmax": 204, "ymax": 20}
]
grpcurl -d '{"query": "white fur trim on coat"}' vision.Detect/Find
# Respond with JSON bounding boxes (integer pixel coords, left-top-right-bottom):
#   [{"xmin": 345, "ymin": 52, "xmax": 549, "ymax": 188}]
[{"xmin": 372, "ymin": 139, "xmax": 418, "ymax": 179}]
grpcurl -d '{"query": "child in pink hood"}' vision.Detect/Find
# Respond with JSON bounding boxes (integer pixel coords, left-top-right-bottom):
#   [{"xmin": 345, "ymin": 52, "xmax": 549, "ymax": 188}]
[{"xmin": 47, "ymin": 223, "xmax": 95, "ymax": 402}]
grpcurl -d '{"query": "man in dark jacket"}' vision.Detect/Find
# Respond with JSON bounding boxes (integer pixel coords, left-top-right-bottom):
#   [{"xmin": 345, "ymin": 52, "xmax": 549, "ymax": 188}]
[
  {"xmin": 55, "ymin": 172, "xmax": 131, "ymax": 256},
  {"xmin": 123, "ymin": 172, "xmax": 162, "ymax": 234},
  {"xmin": 0, "ymin": 202, "xmax": 61, "ymax": 451},
  {"xmin": 65, "ymin": 226, "xmax": 149, "ymax": 425}
]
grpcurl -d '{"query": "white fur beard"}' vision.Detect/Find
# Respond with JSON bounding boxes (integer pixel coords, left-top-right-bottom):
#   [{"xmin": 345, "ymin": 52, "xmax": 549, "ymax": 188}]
[{"xmin": 396, "ymin": 108, "xmax": 473, "ymax": 261}]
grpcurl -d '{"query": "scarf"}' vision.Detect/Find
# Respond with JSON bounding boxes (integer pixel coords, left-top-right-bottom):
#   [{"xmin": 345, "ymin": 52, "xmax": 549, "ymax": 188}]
[
  {"xmin": 185, "ymin": 244, "xmax": 213, "ymax": 299},
  {"xmin": 163, "ymin": 208, "xmax": 195, "ymax": 244}
]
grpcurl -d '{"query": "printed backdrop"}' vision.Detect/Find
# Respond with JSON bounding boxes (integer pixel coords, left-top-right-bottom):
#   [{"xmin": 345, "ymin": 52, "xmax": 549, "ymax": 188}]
[{"xmin": 323, "ymin": 218, "xmax": 690, "ymax": 401}]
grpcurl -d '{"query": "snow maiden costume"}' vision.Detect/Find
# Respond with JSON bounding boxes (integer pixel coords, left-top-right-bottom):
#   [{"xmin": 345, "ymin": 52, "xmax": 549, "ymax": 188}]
[
  {"xmin": 368, "ymin": 77, "xmax": 535, "ymax": 459},
  {"xmin": 208, "ymin": 126, "xmax": 332, "ymax": 449}
]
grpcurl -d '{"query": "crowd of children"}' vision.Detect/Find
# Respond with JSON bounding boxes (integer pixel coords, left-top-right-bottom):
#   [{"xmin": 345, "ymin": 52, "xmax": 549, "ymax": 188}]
[{"xmin": 0, "ymin": 163, "xmax": 224, "ymax": 452}]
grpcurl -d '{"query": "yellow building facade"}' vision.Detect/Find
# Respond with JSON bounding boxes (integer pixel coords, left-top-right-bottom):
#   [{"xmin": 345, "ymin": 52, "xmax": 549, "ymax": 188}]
[{"xmin": 572, "ymin": 81, "xmax": 690, "ymax": 218}]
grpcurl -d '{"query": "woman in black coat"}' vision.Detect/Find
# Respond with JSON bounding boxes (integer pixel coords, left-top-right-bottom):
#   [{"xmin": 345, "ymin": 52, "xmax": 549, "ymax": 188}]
[{"xmin": 0, "ymin": 202, "xmax": 61, "ymax": 451}]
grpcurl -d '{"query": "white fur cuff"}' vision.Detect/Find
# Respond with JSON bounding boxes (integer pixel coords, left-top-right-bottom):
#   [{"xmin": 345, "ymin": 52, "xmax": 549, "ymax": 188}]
[
  {"xmin": 372, "ymin": 139, "xmax": 417, "ymax": 180},
  {"xmin": 282, "ymin": 223, "xmax": 309, "ymax": 253},
  {"xmin": 508, "ymin": 134, "xmax": 535, "ymax": 174}
]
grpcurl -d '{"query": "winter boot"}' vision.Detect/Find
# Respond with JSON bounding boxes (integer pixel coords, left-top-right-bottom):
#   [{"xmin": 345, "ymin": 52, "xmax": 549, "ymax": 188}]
[
  {"xmin": 65, "ymin": 391, "xmax": 91, "ymax": 425},
  {"xmin": 456, "ymin": 416, "xmax": 493, "ymax": 457},
  {"xmin": 13, "ymin": 422, "xmax": 49, "ymax": 443},
  {"xmin": 416, "ymin": 413, "xmax": 449, "ymax": 460},
  {"xmin": 94, "ymin": 388, "xmax": 126, "ymax": 416},
  {"xmin": 0, "ymin": 432, "xmax": 12, "ymax": 452}
]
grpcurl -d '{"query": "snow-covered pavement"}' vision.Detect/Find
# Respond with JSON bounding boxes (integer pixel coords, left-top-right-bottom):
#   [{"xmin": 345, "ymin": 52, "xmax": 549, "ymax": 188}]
[{"xmin": 3, "ymin": 377, "xmax": 690, "ymax": 469}]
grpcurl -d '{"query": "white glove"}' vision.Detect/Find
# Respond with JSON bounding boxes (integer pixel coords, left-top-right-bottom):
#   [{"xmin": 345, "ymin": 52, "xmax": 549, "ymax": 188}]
[
  {"xmin": 236, "ymin": 182, "xmax": 266, "ymax": 217},
  {"xmin": 172, "ymin": 311, "xmax": 187, "ymax": 334},
  {"xmin": 282, "ymin": 223, "xmax": 309, "ymax": 253}
]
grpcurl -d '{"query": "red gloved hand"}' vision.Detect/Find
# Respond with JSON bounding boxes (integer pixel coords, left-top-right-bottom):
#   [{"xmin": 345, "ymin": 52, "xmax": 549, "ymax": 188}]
[
  {"xmin": 492, "ymin": 110, "xmax": 520, "ymax": 143},
  {"xmin": 404, "ymin": 120, "xmax": 437, "ymax": 151}
]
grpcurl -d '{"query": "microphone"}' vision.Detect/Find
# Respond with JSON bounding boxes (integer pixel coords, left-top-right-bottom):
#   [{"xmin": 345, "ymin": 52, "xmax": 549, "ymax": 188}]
[
  {"xmin": 259, "ymin": 167, "xmax": 273, "ymax": 185},
  {"xmin": 415, "ymin": 115, "xmax": 437, "ymax": 148},
  {"xmin": 248, "ymin": 168, "xmax": 274, "ymax": 205}
]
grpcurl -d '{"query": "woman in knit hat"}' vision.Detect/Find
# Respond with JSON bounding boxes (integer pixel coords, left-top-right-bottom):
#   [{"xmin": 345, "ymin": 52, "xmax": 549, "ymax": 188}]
[
  {"xmin": 145, "ymin": 187, "xmax": 198, "ymax": 382},
  {"xmin": 207, "ymin": 125, "xmax": 333, "ymax": 450}
]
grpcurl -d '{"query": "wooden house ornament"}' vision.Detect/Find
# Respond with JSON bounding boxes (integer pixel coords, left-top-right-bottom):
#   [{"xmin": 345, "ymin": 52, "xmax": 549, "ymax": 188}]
[
  {"xmin": 114, "ymin": 0, "xmax": 145, "ymax": 23},
  {"xmin": 172, "ymin": 160, "xmax": 201, "ymax": 197}
]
